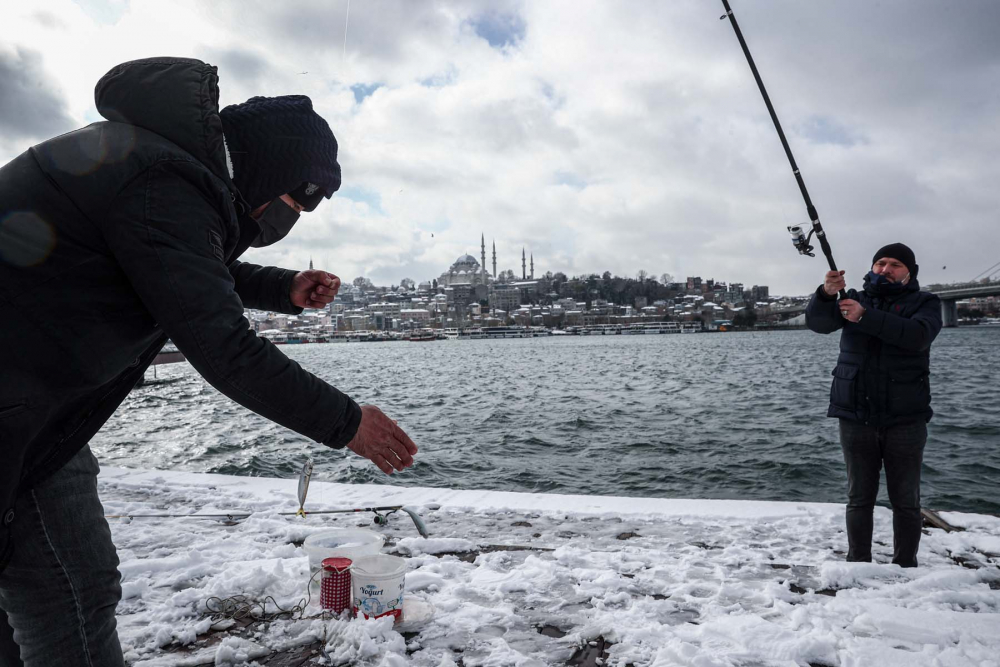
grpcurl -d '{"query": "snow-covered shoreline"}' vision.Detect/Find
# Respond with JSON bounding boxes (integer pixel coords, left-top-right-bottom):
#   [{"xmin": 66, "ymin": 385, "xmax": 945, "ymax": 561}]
[{"xmin": 99, "ymin": 466, "xmax": 1000, "ymax": 666}]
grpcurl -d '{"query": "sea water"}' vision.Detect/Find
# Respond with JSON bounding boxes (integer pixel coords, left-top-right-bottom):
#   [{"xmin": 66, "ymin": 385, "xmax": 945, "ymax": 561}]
[{"xmin": 92, "ymin": 326, "xmax": 1000, "ymax": 514}]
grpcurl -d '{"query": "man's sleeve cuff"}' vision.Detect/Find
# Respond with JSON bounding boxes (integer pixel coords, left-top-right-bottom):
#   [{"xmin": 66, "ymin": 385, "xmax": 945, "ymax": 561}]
[
  {"xmin": 322, "ymin": 399, "xmax": 363, "ymax": 449},
  {"xmin": 856, "ymin": 306, "xmax": 883, "ymax": 335},
  {"xmin": 278, "ymin": 269, "xmax": 304, "ymax": 315},
  {"xmin": 815, "ymin": 285, "xmax": 837, "ymax": 302}
]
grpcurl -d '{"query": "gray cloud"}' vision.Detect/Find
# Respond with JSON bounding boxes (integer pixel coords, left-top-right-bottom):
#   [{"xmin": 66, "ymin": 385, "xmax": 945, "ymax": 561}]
[
  {"xmin": 0, "ymin": 47, "xmax": 76, "ymax": 141},
  {"xmin": 30, "ymin": 11, "xmax": 68, "ymax": 30},
  {"xmin": 202, "ymin": 48, "xmax": 271, "ymax": 90}
]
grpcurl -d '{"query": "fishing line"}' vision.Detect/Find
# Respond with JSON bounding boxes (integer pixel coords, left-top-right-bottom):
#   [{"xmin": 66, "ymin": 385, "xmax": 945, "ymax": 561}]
[{"xmin": 343, "ymin": 0, "xmax": 351, "ymax": 65}]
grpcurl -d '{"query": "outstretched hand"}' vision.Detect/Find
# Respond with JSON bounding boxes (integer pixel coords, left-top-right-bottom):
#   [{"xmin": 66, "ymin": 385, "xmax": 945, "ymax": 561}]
[
  {"xmin": 290, "ymin": 269, "xmax": 340, "ymax": 309},
  {"xmin": 346, "ymin": 405, "xmax": 419, "ymax": 475}
]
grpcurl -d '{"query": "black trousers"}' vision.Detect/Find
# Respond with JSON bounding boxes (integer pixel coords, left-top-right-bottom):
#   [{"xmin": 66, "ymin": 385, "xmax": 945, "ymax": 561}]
[{"xmin": 839, "ymin": 419, "xmax": 927, "ymax": 568}]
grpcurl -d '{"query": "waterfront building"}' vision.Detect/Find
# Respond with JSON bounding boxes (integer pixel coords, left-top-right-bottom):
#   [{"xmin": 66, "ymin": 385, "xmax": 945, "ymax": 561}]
[
  {"xmin": 366, "ymin": 301, "xmax": 401, "ymax": 319},
  {"xmin": 510, "ymin": 280, "xmax": 540, "ymax": 305},
  {"xmin": 399, "ymin": 308, "xmax": 431, "ymax": 326},
  {"xmin": 489, "ymin": 282, "xmax": 521, "ymax": 315}
]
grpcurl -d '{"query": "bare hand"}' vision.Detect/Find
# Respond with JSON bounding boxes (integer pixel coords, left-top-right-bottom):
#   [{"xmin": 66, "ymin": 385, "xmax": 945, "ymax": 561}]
[
  {"xmin": 824, "ymin": 270, "xmax": 846, "ymax": 296},
  {"xmin": 290, "ymin": 270, "xmax": 340, "ymax": 309},
  {"xmin": 346, "ymin": 405, "xmax": 418, "ymax": 475},
  {"xmin": 839, "ymin": 298, "xmax": 865, "ymax": 323}
]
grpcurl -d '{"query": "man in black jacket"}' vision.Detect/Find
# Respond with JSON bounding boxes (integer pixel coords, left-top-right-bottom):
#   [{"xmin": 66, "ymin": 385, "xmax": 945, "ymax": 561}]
[
  {"xmin": 0, "ymin": 58, "xmax": 417, "ymax": 665},
  {"xmin": 806, "ymin": 243, "xmax": 941, "ymax": 568}
]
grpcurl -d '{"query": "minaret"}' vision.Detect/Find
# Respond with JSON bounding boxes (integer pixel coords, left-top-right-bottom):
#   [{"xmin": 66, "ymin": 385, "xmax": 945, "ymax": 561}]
[
  {"xmin": 522, "ymin": 248, "xmax": 526, "ymax": 280},
  {"xmin": 530, "ymin": 253, "xmax": 534, "ymax": 280},
  {"xmin": 309, "ymin": 256, "xmax": 314, "ymax": 270},
  {"xmin": 481, "ymin": 234, "xmax": 487, "ymax": 284},
  {"xmin": 492, "ymin": 241, "xmax": 497, "ymax": 278}
]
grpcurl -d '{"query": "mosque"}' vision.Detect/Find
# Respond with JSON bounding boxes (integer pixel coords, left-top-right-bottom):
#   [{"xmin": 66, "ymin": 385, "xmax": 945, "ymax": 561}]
[{"xmin": 437, "ymin": 234, "xmax": 534, "ymax": 288}]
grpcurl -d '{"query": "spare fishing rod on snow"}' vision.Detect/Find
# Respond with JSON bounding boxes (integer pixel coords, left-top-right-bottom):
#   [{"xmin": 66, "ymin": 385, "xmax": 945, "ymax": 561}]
[
  {"xmin": 104, "ymin": 506, "xmax": 431, "ymax": 538},
  {"xmin": 105, "ymin": 459, "xmax": 431, "ymax": 537},
  {"xmin": 720, "ymin": 0, "xmax": 847, "ymax": 299}
]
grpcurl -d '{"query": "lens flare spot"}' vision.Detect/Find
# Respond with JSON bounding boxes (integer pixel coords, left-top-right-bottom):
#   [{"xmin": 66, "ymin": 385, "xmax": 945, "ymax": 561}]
[
  {"xmin": 38, "ymin": 125, "xmax": 136, "ymax": 176},
  {"xmin": 0, "ymin": 211, "xmax": 57, "ymax": 267}
]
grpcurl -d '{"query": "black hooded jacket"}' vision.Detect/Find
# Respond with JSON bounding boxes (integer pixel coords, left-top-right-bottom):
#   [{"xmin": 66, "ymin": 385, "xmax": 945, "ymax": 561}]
[
  {"xmin": 0, "ymin": 58, "xmax": 361, "ymax": 570},
  {"xmin": 805, "ymin": 275, "xmax": 942, "ymax": 427}
]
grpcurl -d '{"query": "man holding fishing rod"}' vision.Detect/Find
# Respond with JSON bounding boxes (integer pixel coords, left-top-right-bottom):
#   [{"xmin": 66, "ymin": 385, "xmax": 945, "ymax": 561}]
[
  {"xmin": 0, "ymin": 57, "xmax": 417, "ymax": 666},
  {"xmin": 718, "ymin": 1, "xmax": 942, "ymax": 569},
  {"xmin": 806, "ymin": 245, "xmax": 941, "ymax": 568}
]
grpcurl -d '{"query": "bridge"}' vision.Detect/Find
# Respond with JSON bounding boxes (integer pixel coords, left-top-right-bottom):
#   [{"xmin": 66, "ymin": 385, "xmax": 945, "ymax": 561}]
[
  {"xmin": 757, "ymin": 279, "xmax": 1000, "ymax": 328},
  {"xmin": 925, "ymin": 281, "xmax": 1000, "ymax": 327}
]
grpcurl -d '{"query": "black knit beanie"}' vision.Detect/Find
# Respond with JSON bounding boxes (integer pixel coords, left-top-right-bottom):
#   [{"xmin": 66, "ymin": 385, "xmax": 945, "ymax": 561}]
[
  {"xmin": 220, "ymin": 95, "xmax": 341, "ymax": 210},
  {"xmin": 872, "ymin": 242, "xmax": 918, "ymax": 278}
]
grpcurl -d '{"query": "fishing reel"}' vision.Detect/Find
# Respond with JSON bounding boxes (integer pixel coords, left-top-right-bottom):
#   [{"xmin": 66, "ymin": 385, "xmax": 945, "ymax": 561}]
[
  {"xmin": 372, "ymin": 509, "xmax": 397, "ymax": 527},
  {"xmin": 787, "ymin": 225, "xmax": 816, "ymax": 257}
]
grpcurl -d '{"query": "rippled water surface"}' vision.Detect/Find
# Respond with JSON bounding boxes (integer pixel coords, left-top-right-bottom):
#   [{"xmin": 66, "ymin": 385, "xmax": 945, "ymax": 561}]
[{"xmin": 92, "ymin": 327, "xmax": 1000, "ymax": 514}]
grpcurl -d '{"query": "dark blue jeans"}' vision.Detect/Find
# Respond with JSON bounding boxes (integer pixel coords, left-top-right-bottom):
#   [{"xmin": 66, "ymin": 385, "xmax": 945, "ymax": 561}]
[
  {"xmin": 839, "ymin": 419, "xmax": 927, "ymax": 568},
  {"xmin": 0, "ymin": 445, "xmax": 124, "ymax": 666}
]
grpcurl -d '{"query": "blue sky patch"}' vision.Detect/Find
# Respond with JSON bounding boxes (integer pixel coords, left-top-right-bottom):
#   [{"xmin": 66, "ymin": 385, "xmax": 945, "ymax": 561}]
[
  {"xmin": 71, "ymin": 0, "xmax": 127, "ymax": 25},
  {"xmin": 421, "ymin": 66, "xmax": 458, "ymax": 88},
  {"xmin": 338, "ymin": 186, "xmax": 383, "ymax": 214},
  {"xmin": 469, "ymin": 12, "xmax": 526, "ymax": 49},
  {"xmin": 798, "ymin": 115, "xmax": 864, "ymax": 147},
  {"xmin": 554, "ymin": 171, "xmax": 587, "ymax": 190},
  {"xmin": 351, "ymin": 83, "xmax": 382, "ymax": 105}
]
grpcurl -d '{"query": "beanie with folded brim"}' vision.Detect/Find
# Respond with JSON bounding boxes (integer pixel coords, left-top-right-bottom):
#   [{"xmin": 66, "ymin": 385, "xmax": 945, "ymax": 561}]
[
  {"xmin": 220, "ymin": 95, "xmax": 341, "ymax": 211},
  {"xmin": 872, "ymin": 242, "xmax": 918, "ymax": 279}
]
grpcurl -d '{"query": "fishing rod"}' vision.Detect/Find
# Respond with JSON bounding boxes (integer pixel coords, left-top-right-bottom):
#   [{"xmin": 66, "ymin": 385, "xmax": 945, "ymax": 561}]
[
  {"xmin": 106, "ymin": 459, "xmax": 431, "ymax": 537},
  {"xmin": 720, "ymin": 0, "xmax": 847, "ymax": 299},
  {"xmin": 104, "ymin": 505, "xmax": 431, "ymax": 538}
]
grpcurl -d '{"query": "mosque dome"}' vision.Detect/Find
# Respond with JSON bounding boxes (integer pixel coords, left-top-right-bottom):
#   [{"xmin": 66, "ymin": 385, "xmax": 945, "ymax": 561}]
[
  {"xmin": 447, "ymin": 254, "xmax": 481, "ymax": 274},
  {"xmin": 438, "ymin": 249, "xmax": 492, "ymax": 288}
]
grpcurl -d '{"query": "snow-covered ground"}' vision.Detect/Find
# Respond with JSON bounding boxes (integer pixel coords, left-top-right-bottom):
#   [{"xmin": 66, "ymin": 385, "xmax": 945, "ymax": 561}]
[{"xmin": 98, "ymin": 467, "xmax": 1000, "ymax": 667}]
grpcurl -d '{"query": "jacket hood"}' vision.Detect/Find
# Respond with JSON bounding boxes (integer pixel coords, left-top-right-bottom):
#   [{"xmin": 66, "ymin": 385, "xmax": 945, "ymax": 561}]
[{"xmin": 95, "ymin": 57, "xmax": 240, "ymax": 201}]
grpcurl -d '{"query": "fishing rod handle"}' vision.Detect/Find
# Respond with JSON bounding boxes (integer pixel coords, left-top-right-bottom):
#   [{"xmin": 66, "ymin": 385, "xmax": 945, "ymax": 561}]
[{"xmin": 813, "ymin": 222, "xmax": 848, "ymax": 299}]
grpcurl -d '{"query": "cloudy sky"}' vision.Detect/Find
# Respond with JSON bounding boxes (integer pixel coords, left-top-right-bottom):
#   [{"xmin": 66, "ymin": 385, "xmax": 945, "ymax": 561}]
[{"xmin": 2, "ymin": 0, "xmax": 998, "ymax": 295}]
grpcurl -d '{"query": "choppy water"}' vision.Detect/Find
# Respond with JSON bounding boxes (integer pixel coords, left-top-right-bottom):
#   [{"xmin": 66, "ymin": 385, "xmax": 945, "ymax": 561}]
[{"xmin": 91, "ymin": 327, "xmax": 1000, "ymax": 514}]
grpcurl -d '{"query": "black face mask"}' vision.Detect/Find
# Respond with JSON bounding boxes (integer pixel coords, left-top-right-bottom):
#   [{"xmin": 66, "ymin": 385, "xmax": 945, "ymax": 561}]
[
  {"xmin": 864, "ymin": 270, "xmax": 910, "ymax": 297},
  {"xmin": 250, "ymin": 199, "xmax": 300, "ymax": 248}
]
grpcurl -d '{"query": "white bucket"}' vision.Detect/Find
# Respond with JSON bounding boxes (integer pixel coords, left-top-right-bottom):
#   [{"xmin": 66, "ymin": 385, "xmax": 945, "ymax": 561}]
[
  {"xmin": 303, "ymin": 529, "xmax": 384, "ymax": 592},
  {"xmin": 351, "ymin": 554, "xmax": 407, "ymax": 621}
]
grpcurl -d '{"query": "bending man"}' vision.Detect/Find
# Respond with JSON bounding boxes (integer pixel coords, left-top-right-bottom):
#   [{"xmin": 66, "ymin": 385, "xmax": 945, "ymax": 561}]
[{"xmin": 0, "ymin": 58, "xmax": 417, "ymax": 666}]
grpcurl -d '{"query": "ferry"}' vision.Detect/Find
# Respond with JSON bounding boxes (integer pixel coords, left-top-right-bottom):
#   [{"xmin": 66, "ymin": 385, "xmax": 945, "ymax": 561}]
[
  {"xmin": 624, "ymin": 322, "xmax": 681, "ymax": 334},
  {"xmin": 457, "ymin": 328, "xmax": 487, "ymax": 339},
  {"xmin": 458, "ymin": 326, "xmax": 535, "ymax": 339},
  {"xmin": 153, "ymin": 340, "xmax": 185, "ymax": 366},
  {"xmin": 408, "ymin": 329, "xmax": 438, "ymax": 342},
  {"xmin": 258, "ymin": 330, "xmax": 289, "ymax": 345}
]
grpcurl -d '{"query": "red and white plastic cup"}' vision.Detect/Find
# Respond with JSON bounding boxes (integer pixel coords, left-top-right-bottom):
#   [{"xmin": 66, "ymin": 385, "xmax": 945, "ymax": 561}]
[{"xmin": 320, "ymin": 557, "xmax": 352, "ymax": 613}]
